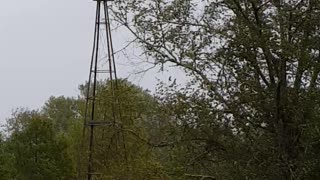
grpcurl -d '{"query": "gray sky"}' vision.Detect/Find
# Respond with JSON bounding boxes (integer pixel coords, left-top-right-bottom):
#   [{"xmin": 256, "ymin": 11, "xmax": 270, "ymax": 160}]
[{"xmin": 0, "ymin": 0, "xmax": 185, "ymax": 125}]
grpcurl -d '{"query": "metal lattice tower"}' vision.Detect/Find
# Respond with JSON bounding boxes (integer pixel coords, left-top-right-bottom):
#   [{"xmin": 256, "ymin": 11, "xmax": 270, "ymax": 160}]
[{"xmin": 77, "ymin": 0, "xmax": 125, "ymax": 179}]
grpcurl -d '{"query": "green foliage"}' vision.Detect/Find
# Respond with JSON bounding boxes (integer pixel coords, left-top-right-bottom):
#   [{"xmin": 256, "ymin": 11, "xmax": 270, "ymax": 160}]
[
  {"xmin": 111, "ymin": 0, "xmax": 320, "ymax": 179},
  {"xmin": 42, "ymin": 96, "xmax": 82, "ymax": 133},
  {"xmin": 0, "ymin": 133, "xmax": 15, "ymax": 180},
  {"xmin": 78, "ymin": 79, "xmax": 166, "ymax": 179},
  {"xmin": 2, "ymin": 79, "xmax": 167, "ymax": 179},
  {"xmin": 7, "ymin": 111, "xmax": 74, "ymax": 179},
  {"xmin": 3, "ymin": 1, "xmax": 320, "ymax": 178}
]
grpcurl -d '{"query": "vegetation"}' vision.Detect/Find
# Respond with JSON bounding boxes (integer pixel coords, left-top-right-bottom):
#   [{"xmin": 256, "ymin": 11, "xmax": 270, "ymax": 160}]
[{"xmin": 1, "ymin": 0, "xmax": 320, "ymax": 179}]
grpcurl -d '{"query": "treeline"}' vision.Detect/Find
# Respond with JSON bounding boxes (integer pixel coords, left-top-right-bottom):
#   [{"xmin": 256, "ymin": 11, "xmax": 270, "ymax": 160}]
[
  {"xmin": 0, "ymin": 78, "xmax": 320, "ymax": 179},
  {"xmin": 0, "ymin": 80, "xmax": 167, "ymax": 179}
]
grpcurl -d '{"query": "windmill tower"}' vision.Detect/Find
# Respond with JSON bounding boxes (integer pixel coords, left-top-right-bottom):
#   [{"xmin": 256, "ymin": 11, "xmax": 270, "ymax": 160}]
[{"xmin": 78, "ymin": 0, "xmax": 126, "ymax": 179}]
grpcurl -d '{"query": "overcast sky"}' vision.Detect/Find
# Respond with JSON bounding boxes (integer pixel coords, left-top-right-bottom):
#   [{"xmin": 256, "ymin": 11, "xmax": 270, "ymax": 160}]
[{"xmin": 0, "ymin": 0, "xmax": 185, "ymax": 125}]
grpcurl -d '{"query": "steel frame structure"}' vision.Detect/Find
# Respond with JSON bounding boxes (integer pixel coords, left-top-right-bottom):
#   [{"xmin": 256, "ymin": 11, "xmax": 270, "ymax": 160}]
[{"xmin": 79, "ymin": 0, "xmax": 119, "ymax": 179}]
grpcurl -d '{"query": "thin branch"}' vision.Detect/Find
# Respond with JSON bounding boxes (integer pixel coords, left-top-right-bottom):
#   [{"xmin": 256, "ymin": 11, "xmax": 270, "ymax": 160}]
[{"xmin": 184, "ymin": 173, "xmax": 216, "ymax": 180}]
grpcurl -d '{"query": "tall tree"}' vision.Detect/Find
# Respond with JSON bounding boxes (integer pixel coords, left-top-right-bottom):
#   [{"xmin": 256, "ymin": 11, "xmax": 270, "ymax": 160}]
[{"xmin": 111, "ymin": 0, "xmax": 320, "ymax": 179}]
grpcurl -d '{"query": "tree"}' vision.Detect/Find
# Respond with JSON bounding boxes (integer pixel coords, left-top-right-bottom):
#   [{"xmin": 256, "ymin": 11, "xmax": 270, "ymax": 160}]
[
  {"xmin": 0, "ymin": 132, "xmax": 15, "ymax": 180},
  {"xmin": 78, "ymin": 79, "xmax": 167, "ymax": 179},
  {"xmin": 7, "ymin": 111, "xmax": 74, "ymax": 180},
  {"xmin": 111, "ymin": 0, "xmax": 320, "ymax": 179},
  {"xmin": 3, "ymin": 79, "xmax": 168, "ymax": 179},
  {"xmin": 42, "ymin": 96, "xmax": 82, "ymax": 134}
]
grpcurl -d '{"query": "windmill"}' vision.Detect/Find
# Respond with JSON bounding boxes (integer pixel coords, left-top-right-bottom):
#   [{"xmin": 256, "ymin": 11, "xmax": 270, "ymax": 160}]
[{"xmin": 77, "ymin": 0, "xmax": 127, "ymax": 179}]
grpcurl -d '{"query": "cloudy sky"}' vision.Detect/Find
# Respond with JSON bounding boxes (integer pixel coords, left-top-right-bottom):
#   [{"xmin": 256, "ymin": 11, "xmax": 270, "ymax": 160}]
[{"xmin": 0, "ymin": 0, "xmax": 185, "ymax": 125}]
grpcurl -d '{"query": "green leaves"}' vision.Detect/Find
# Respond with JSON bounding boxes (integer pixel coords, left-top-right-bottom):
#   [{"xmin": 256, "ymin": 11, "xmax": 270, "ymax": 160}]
[
  {"xmin": 110, "ymin": 0, "xmax": 320, "ymax": 179},
  {"xmin": 0, "ymin": 133, "xmax": 15, "ymax": 180},
  {"xmin": 7, "ymin": 113, "xmax": 74, "ymax": 179}
]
